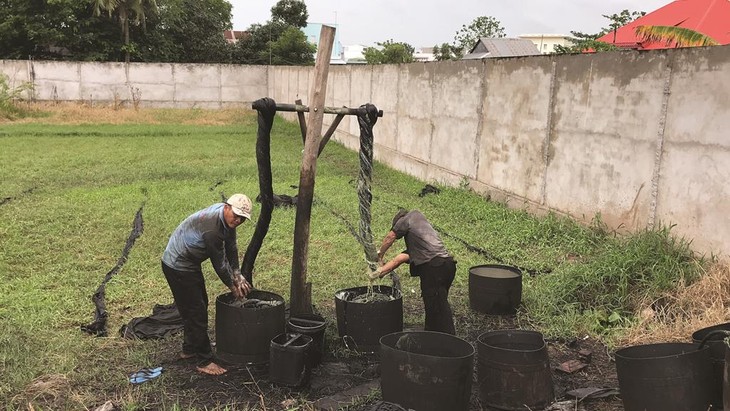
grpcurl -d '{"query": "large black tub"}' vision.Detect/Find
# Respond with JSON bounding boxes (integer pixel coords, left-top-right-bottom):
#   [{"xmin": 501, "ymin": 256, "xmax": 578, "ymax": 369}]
[
  {"xmin": 380, "ymin": 331, "xmax": 475, "ymax": 411},
  {"xmin": 477, "ymin": 329, "xmax": 554, "ymax": 410},
  {"xmin": 615, "ymin": 342, "xmax": 713, "ymax": 411},
  {"xmin": 469, "ymin": 265, "xmax": 522, "ymax": 315},
  {"xmin": 215, "ymin": 290, "xmax": 285, "ymax": 364},
  {"xmin": 335, "ymin": 285, "xmax": 402, "ymax": 353},
  {"xmin": 692, "ymin": 323, "xmax": 730, "ymax": 409}
]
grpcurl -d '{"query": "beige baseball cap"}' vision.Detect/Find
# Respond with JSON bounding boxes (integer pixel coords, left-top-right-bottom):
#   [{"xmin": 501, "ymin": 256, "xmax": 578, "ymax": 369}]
[{"xmin": 226, "ymin": 193, "xmax": 252, "ymax": 219}]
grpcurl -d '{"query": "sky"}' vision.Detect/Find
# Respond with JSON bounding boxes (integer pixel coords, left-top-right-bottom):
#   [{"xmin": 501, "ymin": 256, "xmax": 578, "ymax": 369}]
[{"xmin": 229, "ymin": 0, "xmax": 672, "ymax": 47}]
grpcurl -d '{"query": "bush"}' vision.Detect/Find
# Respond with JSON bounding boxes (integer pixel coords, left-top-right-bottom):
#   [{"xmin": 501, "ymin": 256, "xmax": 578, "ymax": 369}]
[{"xmin": 0, "ymin": 73, "xmax": 33, "ymax": 119}]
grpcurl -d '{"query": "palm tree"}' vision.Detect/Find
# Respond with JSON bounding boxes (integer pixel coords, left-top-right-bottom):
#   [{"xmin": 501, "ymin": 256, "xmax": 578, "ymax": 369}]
[
  {"xmin": 635, "ymin": 25, "xmax": 719, "ymax": 48},
  {"xmin": 92, "ymin": 0, "xmax": 158, "ymax": 63}
]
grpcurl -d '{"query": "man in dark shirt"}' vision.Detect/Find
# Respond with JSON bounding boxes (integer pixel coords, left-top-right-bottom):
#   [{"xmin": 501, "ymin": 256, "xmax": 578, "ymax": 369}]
[
  {"xmin": 161, "ymin": 193, "xmax": 253, "ymax": 375},
  {"xmin": 370, "ymin": 209, "xmax": 457, "ymax": 334}
]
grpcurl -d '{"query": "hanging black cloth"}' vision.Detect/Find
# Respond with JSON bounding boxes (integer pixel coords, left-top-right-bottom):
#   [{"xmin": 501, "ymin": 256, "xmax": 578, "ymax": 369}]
[{"xmin": 81, "ymin": 205, "xmax": 144, "ymax": 337}]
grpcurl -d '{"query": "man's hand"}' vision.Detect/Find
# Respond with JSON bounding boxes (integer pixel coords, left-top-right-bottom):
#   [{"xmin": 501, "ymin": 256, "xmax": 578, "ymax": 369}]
[{"xmin": 230, "ymin": 270, "xmax": 252, "ymax": 299}]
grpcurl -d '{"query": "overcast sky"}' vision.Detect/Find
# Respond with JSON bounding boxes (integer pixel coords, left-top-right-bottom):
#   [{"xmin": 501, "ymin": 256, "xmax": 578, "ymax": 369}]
[{"xmin": 229, "ymin": 0, "xmax": 672, "ymax": 47}]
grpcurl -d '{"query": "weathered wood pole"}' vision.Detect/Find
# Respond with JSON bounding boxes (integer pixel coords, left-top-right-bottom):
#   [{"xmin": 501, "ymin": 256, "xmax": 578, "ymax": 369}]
[{"xmin": 290, "ymin": 25, "xmax": 336, "ymax": 315}]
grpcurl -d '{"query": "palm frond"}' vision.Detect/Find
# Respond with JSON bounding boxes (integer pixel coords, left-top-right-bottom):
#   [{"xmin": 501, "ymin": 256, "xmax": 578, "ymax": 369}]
[{"xmin": 635, "ymin": 25, "xmax": 719, "ymax": 47}]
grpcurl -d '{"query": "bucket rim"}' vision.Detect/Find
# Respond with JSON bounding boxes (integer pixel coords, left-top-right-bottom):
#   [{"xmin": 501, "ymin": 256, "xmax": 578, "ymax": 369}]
[
  {"xmin": 615, "ymin": 342, "xmax": 708, "ymax": 360},
  {"xmin": 469, "ymin": 264, "xmax": 522, "ymax": 278},
  {"xmin": 335, "ymin": 285, "xmax": 403, "ymax": 301},
  {"xmin": 216, "ymin": 290, "xmax": 285, "ymax": 306},
  {"xmin": 380, "ymin": 331, "xmax": 475, "ymax": 359},
  {"xmin": 691, "ymin": 322, "xmax": 730, "ymax": 341},
  {"xmin": 477, "ymin": 329, "xmax": 546, "ymax": 352}
]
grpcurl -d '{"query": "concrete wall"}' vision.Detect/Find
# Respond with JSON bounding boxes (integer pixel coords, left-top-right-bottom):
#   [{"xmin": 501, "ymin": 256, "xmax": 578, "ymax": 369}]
[
  {"xmin": 0, "ymin": 60, "xmax": 268, "ymax": 107},
  {"xmin": 266, "ymin": 46, "xmax": 730, "ymax": 257},
  {"xmin": 2, "ymin": 46, "xmax": 729, "ymax": 256}
]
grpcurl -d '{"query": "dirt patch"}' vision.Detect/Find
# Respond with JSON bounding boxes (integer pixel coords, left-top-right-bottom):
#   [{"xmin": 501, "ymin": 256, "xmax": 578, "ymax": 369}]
[{"xmin": 137, "ymin": 304, "xmax": 625, "ymax": 411}]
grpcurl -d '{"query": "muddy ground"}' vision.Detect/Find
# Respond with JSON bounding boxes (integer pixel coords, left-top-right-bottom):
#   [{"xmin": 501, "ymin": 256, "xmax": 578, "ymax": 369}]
[{"xmin": 130, "ymin": 294, "xmax": 626, "ymax": 411}]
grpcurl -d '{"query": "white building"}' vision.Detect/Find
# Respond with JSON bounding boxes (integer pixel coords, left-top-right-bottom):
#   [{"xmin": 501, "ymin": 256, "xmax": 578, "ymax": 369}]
[{"xmin": 518, "ymin": 34, "xmax": 574, "ymax": 54}]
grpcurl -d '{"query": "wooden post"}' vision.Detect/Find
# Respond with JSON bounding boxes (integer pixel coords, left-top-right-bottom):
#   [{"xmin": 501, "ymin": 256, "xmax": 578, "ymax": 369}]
[{"xmin": 290, "ymin": 25, "xmax": 336, "ymax": 315}]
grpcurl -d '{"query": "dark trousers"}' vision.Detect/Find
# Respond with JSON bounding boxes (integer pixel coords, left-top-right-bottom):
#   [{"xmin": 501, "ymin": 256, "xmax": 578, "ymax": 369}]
[
  {"xmin": 161, "ymin": 261, "xmax": 213, "ymax": 365},
  {"xmin": 413, "ymin": 258, "xmax": 456, "ymax": 335}
]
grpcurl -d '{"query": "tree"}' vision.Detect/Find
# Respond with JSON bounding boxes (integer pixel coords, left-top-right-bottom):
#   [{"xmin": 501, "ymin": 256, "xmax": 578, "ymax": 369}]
[
  {"xmin": 635, "ymin": 25, "xmax": 718, "ymax": 48},
  {"xmin": 270, "ymin": 0, "xmax": 308, "ymax": 28},
  {"xmin": 553, "ymin": 31, "xmax": 619, "ymax": 53},
  {"xmin": 92, "ymin": 0, "xmax": 159, "ymax": 62},
  {"xmin": 453, "ymin": 16, "xmax": 505, "ymax": 55},
  {"xmin": 267, "ymin": 26, "xmax": 316, "ymax": 65},
  {"xmin": 363, "ymin": 40, "xmax": 414, "ymax": 64},
  {"xmin": 433, "ymin": 43, "xmax": 459, "ymax": 61},
  {"xmin": 554, "ymin": 9, "xmax": 645, "ymax": 54},
  {"xmin": 0, "ymin": 0, "xmax": 116, "ymax": 60},
  {"xmin": 602, "ymin": 10, "xmax": 646, "ymax": 44},
  {"xmin": 139, "ymin": 0, "xmax": 233, "ymax": 63}
]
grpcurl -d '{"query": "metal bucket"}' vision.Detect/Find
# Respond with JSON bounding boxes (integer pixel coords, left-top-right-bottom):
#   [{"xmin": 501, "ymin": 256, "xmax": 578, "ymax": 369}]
[
  {"xmin": 477, "ymin": 329, "xmax": 554, "ymax": 410},
  {"xmin": 692, "ymin": 323, "xmax": 730, "ymax": 409},
  {"xmin": 215, "ymin": 290, "xmax": 285, "ymax": 364},
  {"xmin": 269, "ymin": 332, "xmax": 312, "ymax": 387},
  {"xmin": 615, "ymin": 342, "xmax": 714, "ymax": 411},
  {"xmin": 380, "ymin": 331, "xmax": 475, "ymax": 411},
  {"xmin": 287, "ymin": 313, "xmax": 327, "ymax": 368},
  {"xmin": 335, "ymin": 285, "xmax": 402, "ymax": 353},
  {"xmin": 469, "ymin": 265, "xmax": 522, "ymax": 315}
]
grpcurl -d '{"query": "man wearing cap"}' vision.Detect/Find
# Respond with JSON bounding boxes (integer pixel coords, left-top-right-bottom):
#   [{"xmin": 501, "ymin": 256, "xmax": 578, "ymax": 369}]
[
  {"xmin": 161, "ymin": 193, "xmax": 253, "ymax": 375},
  {"xmin": 369, "ymin": 209, "xmax": 457, "ymax": 335}
]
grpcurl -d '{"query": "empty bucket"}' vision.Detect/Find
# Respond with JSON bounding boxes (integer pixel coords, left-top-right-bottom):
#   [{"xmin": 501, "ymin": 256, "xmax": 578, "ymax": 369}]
[
  {"xmin": 335, "ymin": 285, "xmax": 402, "ymax": 353},
  {"xmin": 215, "ymin": 290, "xmax": 285, "ymax": 364},
  {"xmin": 615, "ymin": 343, "xmax": 713, "ymax": 411},
  {"xmin": 287, "ymin": 313, "xmax": 327, "ymax": 368},
  {"xmin": 477, "ymin": 329, "xmax": 554, "ymax": 410},
  {"xmin": 269, "ymin": 332, "xmax": 312, "ymax": 387},
  {"xmin": 380, "ymin": 331, "xmax": 475, "ymax": 411},
  {"xmin": 692, "ymin": 323, "xmax": 730, "ymax": 409},
  {"xmin": 469, "ymin": 265, "xmax": 522, "ymax": 315}
]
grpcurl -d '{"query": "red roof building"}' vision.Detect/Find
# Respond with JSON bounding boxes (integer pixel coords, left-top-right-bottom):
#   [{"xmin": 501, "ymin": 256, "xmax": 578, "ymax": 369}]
[{"xmin": 596, "ymin": 0, "xmax": 730, "ymax": 50}]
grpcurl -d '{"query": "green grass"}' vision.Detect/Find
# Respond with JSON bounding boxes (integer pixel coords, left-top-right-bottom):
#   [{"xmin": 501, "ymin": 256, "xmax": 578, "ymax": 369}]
[{"xmin": 0, "ymin": 108, "xmax": 705, "ymax": 409}]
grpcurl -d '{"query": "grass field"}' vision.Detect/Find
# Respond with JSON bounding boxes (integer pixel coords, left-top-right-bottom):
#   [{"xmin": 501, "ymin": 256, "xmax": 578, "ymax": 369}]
[{"xmin": 0, "ymin": 104, "xmax": 720, "ymax": 409}]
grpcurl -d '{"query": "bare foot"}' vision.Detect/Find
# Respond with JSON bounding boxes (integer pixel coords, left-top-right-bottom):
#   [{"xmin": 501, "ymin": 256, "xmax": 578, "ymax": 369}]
[
  {"xmin": 179, "ymin": 352, "xmax": 195, "ymax": 360},
  {"xmin": 196, "ymin": 362, "xmax": 227, "ymax": 375}
]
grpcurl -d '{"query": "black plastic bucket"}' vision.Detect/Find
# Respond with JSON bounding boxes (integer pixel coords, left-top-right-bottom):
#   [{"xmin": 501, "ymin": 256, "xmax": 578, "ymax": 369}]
[
  {"xmin": 692, "ymin": 323, "xmax": 730, "ymax": 409},
  {"xmin": 469, "ymin": 265, "xmax": 522, "ymax": 315},
  {"xmin": 477, "ymin": 330, "xmax": 554, "ymax": 410},
  {"xmin": 269, "ymin": 332, "xmax": 312, "ymax": 387},
  {"xmin": 380, "ymin": 331, "xmax": 475, "ymax": 411},
  {"xmin": 335, "ymin": 285, "xmax": 402, "ymax": 353},
  {"xmin": 215, "ymin": 290, "xmax": 285, "ymax": 364},
  {"xmin": 287, "ymin": 313, "xmax": 327, "ymax": 368},
  {"xmin": 615, "ymin": 343, "xmax": 713, "ymax": 411}
]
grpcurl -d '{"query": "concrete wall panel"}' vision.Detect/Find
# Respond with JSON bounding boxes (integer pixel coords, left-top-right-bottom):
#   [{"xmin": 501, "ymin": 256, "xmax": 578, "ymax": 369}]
[
  {"xmin": 79, "ymin": 62, "xmax": 127, "ymax": 101},
  {"xmin": 128, "ymin": 63, "xmax": 174, "ymax": 102},
  {"xmin": 655, "ymin": 47, "xmax": 730, "ymax": 253},
  {"xmin": 544, "ymin": 52, "xmax": 666, "ymax": 229},
  {"xmin": 173, "ymin": 64, "xmax": 220, "ymax": 104},
  {"xmin": 396, "ymin": 64, "xmax": 432, "ymax": 160},
  {"xmin": 431, "ymin": 61, "xmax": 483, "ymax": 178},
  {"xmin": 220, "ymin": 65, "xmax": 267, "ymax": 103},
  {"xmin": 32, "ymin": 61, "xmax": 81, "ymax": 100},
  {"xmin": 478, "ymin": 57, "xmax": 553, "ymax": 200},
  {"xmin": 369, "ymin": 65, "xmax": 399, "ymax": 152}
]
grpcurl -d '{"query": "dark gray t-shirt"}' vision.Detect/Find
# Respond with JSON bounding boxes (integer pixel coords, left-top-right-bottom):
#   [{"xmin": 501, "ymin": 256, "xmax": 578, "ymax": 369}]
[{"xmin": 392, "ymin": 210, "xmax": 450, "ymax": 265}]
